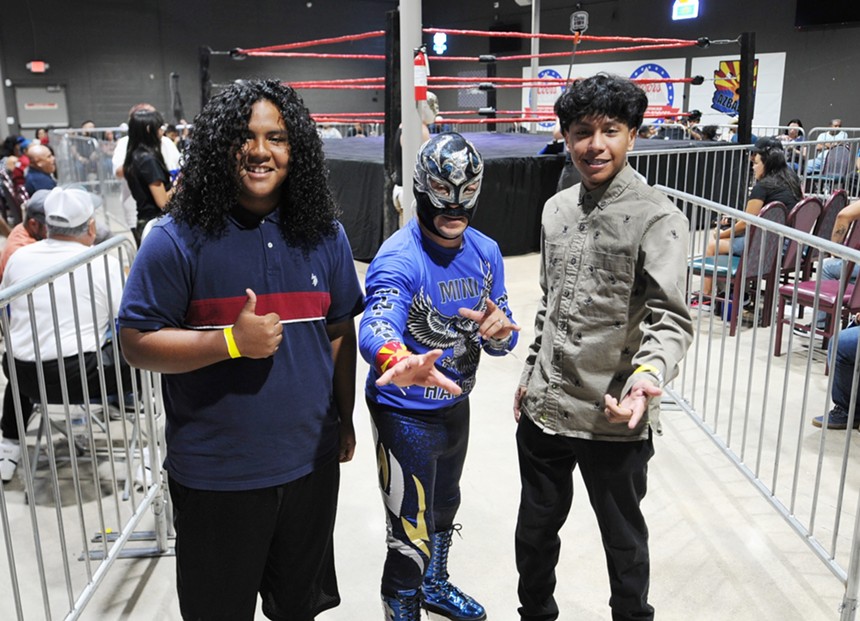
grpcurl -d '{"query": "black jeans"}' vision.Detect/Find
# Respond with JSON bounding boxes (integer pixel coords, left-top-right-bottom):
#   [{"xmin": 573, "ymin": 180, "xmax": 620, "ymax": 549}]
[{"xmin": 515, "ymin": 415, "xmax": 655, "ymax": 621}]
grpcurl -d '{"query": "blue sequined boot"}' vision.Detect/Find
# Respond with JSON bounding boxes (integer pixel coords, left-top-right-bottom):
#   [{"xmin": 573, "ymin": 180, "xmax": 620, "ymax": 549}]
[
  {"xmin": 382, "ymin": 588, "xmax": 422, "ymax": 621},
  {"xmin": 421, "ymin": 526, "xmax": 487, "ymax": 620}
]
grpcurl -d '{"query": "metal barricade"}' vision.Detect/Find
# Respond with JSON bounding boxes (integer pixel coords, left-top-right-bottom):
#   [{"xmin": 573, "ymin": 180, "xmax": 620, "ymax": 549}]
[
  {"xmin": 0, "ymin": 235, "xmax": 172, "ymax": 621},
  {"xmin": 663, "ymin": 186, "xmax": 860, "ymax": 620},
  {"xmin": 629, "ymin": 142, "xmax": 754, "ymax": 217},
  {"xmin": 51, "ymin": 129, "xmax": 131, "ymax": 238}
]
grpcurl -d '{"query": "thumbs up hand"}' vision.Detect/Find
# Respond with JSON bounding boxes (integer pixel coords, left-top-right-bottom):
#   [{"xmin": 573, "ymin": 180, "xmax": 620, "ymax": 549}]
[{"xmin": 231, "ymin": 288, "xmax": 283, "ymax": 359}]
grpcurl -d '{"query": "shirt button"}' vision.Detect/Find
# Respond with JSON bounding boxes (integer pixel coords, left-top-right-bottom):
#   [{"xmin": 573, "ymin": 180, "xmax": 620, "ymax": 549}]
[{"xmin": 267, "ymin": 242, "xmax": 273, "ymax": 248}]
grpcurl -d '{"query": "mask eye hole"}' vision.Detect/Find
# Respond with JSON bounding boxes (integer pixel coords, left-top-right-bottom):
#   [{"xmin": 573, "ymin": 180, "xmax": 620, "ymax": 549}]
[{"xmin": 428, "ymin": 178, "xmax": 451, "ymax": 197}]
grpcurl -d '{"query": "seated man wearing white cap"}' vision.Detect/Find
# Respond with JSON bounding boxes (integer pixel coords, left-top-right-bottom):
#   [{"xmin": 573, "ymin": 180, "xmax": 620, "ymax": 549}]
[{"xmin": 0, "ymin": 186, "xmax": 131, "ymax": 482}]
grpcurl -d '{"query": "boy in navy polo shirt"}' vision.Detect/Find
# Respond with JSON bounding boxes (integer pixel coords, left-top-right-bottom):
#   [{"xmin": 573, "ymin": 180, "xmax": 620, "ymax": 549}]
[{"xmin": 119, "ymin": 80, "xmax": 364, "ymax": 621}]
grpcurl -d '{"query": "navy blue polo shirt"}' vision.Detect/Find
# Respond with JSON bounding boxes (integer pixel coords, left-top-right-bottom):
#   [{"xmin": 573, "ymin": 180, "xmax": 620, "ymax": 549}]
[{"xmin": 118, "ymin": 210, "xmax": 364, "ymax": 491}]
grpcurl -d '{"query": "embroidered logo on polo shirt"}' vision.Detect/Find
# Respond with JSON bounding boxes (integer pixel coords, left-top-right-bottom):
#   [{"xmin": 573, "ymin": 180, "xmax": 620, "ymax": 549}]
[{"xmin": 311, "ymin": 273, "xmax": 318, "ymax": 287}]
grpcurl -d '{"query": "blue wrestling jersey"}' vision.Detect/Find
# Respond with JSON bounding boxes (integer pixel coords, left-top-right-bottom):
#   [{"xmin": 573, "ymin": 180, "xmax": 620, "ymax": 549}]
[{"xmin": 359, "ymin": 218, "xmax": 517, "ymax": 410}]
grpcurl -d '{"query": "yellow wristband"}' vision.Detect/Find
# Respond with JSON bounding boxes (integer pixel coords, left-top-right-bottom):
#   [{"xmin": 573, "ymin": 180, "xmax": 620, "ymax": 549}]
[
  {"xmin": 633, "ymin": 364, "xmax": 660, "ymax": 376},
  {"xmin": 223, "ymin": 326, "xmax": 242, "ymax": 359},
  {"xmin": 633, "ymin": 363, "xmax": 663, "ymax": 384}
]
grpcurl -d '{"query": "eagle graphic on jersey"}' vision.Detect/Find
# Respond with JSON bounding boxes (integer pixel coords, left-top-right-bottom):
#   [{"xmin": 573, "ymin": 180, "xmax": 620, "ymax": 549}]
[{"xmin": 406, "ymin": 261, "xmax": 493, "ymax": 378}]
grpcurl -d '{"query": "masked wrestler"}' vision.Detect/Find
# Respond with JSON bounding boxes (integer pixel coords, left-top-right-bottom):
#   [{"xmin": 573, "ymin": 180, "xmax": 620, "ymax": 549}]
[{"xmin": 359, "ymin": 132, "xmax": 520, "ymax": 621}]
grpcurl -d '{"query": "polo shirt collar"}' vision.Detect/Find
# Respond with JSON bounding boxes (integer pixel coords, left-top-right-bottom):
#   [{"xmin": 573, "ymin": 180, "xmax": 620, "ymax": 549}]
[{"xmin": 229, "ymin": 204, "xmax": 279, "ymax": 229}]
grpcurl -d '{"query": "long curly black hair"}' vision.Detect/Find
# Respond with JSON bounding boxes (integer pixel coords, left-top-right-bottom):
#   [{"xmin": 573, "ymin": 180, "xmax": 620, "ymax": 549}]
[{"xmin": 169, "ymin": 79, "xmax": 339, "ymax": 248}]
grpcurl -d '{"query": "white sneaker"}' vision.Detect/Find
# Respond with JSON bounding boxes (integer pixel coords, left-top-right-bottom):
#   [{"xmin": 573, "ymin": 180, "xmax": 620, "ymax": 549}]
[{"xmin": 0, "ymin": 440, "xmax": 22, "ymax": 482}]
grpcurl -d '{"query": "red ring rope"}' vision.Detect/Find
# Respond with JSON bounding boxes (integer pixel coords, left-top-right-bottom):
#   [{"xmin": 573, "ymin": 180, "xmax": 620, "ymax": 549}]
[
  {"xmin": 427, "ymin": 76, "xmax": 698, "ymax": 85},
  {"xmin": 423, "ymin": 27, "xmax": 695, "ymax": 46},
  {"xmin": 432, "ymin": 117, "xmax": 556, "ymax": 125},
  {"xmin": 293, "ymin": 77, "xmax": 385, "ymax": 85},
  {"xmin": 430, "ymin": 41, "xmax": 698, "ymax": 63},
  {"xmin": 245, "ymin": 51, "xmax": 385, "ymax": 60},
  {"xmin": 311, "ymin": 111, "xmax": 386, "ymax": 117},
  {"xmin": 238, "ymin": 30, "xmax": 385, "ymax": 54}
]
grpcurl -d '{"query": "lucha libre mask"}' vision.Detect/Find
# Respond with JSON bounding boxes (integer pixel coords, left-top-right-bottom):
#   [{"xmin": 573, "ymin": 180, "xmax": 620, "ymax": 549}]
[{"xmin": 413, "ymin": 132, "xmax": 484, "ymax": 240}]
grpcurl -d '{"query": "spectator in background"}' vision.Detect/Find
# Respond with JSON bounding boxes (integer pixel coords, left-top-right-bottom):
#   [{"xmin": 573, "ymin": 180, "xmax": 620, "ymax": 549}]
[
  {"xmin": 319, "ymin": 124, "xmax": 343, "ymax": 139},
  {"xmin": 0, "ymin": 189, "xmax": 48, "ymax": 280},
  {"xmin": 779, "ymin": 118, "xmax": 805, "ymax": 143},
  {"xmin": 112, "ymin": 103, "xmax": 181, "ymax": 231},
  {"xmin": 1, "ymin": 136, "xmax": 30, "ymax": 190},
  {"xmin": 24, "ymin": 144, "xmax": 57, "ymax": 195},
  {"xmin": 0, "ymin": 186, "xmax": 129, "ymax": 483},
  {"xmin": 724, "ymin": 118, "xmax": 759, "ymax": 145},
  {"xmin": 35, "ymin": 127, "xmax": 51, "ymax": 146},
  {"xmin": 637, "ymin": 124, "xmax": 657, "ymax": 139},
  {"xmin": 699, "ymin": 125, "xmax": 719, "ymax": 141},
  {"xmin": 813, "ymin": 319, "xmax": 860, "ymax": 430},
  {"xmin": 72, "ymin": 120, "xmax": 101, "ymax": 181},
  {"xmin": 656, "ymin": 115, "xmax": 685, "ymax": 140},
  {"xmin": 692, "ymin": 137, "xmax": 803, "ymax": 309},
  {"xmin": 806, "ymin": 118, "xmax": 848, "ymax": 174},
  {"xmin": 122, "ymin": 109, "xmax": 173, "ymax": 244},
  {"xmin": 164, "ymin": 124, "xmax": 180, "ymax": 145},
  {"xmin": 779, "ymin": 118, "xmax": 806, "ymax": 171},
  {"xmin": 176, "ymin": 119, "xmax": 193, "ymax": 153},
  {"xmin": 849, "ymin": 150, "xmax": 860, "ymax": 196},
  {"xmin": 346, "ymin": 122, "xmax": 366, "ymax": 138},
  {"xmin": 99, "ymin": 129, "xmax": 117, "ymax": 179},
  {"xmin": 684, "ymin": 109, "xmax": 703, "ymax": 140},
  {"xmin": 113, "ymin": 104, "xmax": 181, "ymax": 179},
  {"xmin": 794, "ymin": 199, "xmax": 860, "ymax": 334}
]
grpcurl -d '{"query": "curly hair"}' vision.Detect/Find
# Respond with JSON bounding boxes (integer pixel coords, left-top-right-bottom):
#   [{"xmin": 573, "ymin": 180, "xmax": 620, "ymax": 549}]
[
  {"xmin": 169, "ymin": 79, "xmax": 339, "ymax": 248},
  {"xmin": 554, "ymin": 73, "xmax": 648, "ymax": 135}
]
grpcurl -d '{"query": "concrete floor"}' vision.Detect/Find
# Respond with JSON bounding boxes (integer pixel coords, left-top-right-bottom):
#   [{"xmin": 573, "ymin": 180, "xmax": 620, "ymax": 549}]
[{"xmin": 2, "ymin": 252, "xmax": 846, "ymax": 621}]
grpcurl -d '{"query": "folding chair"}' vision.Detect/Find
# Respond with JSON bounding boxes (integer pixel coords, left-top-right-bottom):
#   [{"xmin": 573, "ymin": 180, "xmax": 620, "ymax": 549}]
[{"xmin": 690, "ymin": 202, "xmax": 788, "ymax": 336}]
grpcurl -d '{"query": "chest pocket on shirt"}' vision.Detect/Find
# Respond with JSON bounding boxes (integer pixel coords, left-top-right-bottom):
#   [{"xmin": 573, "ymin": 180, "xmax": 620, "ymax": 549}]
[
  {"xmin": 543, "ymin": 240, "xmax": 568, "ymax": 301},
  {"xmin": 576, "ymin": 250, "xmax": 634, "ymax": 323}
]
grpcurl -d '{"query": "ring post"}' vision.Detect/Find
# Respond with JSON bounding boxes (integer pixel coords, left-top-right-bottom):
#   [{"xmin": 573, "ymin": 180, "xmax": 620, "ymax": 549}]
[
  {"xmin": 399, "ymin": 0, "xmax": 422, "ymax": 227},
  {"xmin": 528, "ymin": 0, "xmax": 541, "ymax": 133},
  {"xmin": 384, "ymin": 9, "xmax": 401, "ymax": 240},
  {"xmin": 738, "ymin": 32, "xmax": 755, "ymax": 145}
]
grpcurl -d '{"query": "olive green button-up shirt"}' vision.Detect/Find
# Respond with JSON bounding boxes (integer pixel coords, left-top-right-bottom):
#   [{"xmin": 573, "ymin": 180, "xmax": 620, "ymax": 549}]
[{"xmin": 519, "ymin": 164, "xmax": 693, "ymax": 441}]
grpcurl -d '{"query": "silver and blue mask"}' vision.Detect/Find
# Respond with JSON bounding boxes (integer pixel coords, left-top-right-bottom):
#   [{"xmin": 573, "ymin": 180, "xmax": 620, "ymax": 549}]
[{"xmin": 413, "ymin": 132, "xmax": 484, "ymax": 239}]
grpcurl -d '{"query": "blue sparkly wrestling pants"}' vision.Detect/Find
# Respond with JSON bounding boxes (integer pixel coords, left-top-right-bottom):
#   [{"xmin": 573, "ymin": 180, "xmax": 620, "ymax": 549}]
[{"xmin": 367, "ymin": 397, "xmax": 470, "ymax": 596}]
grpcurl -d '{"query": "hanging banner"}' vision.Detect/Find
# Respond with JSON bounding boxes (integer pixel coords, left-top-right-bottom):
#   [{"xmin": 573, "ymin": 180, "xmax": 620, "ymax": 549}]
[
  {"xmin": 522, "ymin": 58, "xmax": 687, "ymax": 131},
  {"xmin": 689, "ymin": 52, "xmax": 785, "ymax": 128}
]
